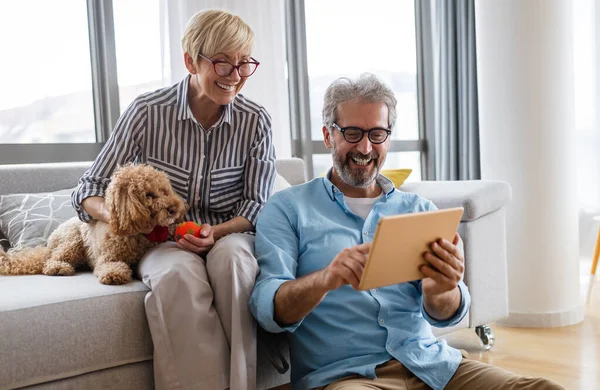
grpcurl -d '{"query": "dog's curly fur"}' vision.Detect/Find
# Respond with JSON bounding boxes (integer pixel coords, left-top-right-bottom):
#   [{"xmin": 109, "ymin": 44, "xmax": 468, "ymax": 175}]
[{"xmin": 0, "ymin": 164, "xmax": 187, "ymax": 285}]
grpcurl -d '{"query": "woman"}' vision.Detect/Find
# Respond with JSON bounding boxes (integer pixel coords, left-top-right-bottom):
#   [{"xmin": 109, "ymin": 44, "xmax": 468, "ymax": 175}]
[{"xmin": 71, "ymin": 9, "xmax": 275, "ymax": 390}]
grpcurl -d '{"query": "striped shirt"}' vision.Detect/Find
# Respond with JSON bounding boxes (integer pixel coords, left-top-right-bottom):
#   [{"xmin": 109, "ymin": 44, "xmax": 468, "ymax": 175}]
[{"xmin": 72, "ymin": 75, "xmax": 276, "ymax": 227}]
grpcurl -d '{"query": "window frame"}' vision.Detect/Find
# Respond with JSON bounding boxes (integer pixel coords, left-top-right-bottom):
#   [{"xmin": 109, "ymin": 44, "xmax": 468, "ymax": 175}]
[
  {"xmin": 284, "ymin": 0, "xmax": 434, "ymax": 180},
  {"xmin": 0, "ymin": 0, "xmax": 118, "ymax": 164}
]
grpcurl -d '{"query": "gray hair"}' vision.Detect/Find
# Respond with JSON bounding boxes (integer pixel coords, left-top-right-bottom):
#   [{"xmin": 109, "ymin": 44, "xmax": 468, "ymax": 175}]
[{"xmin": 322, "ymin": 73, "xmax": 397, "ymax": 130}]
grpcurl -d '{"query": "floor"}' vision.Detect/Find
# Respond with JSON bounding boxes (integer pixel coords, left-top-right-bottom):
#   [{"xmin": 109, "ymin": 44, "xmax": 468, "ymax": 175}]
[
  {"xmin": 271, "ymin": 258, "xmax": 600, "ymax": 390},
  {"xmin": 441, "ymin": 257, "xmax": 600, "ymax": 390}
]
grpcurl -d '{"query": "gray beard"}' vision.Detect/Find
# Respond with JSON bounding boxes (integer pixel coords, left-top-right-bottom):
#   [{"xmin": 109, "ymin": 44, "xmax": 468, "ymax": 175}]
[{"xmin": 331, "ymin": 146, "xmax": 381, "ymax": 188}]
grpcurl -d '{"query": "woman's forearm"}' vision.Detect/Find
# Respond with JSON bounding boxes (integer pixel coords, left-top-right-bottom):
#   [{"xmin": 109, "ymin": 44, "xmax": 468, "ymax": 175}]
[
  {"xmin": 81, "ymin": 196, "xmax": 110, "ymax": 223},
  {"xmin": 212, "ymin": 216, "xmax": 253, "ymax": 240}
]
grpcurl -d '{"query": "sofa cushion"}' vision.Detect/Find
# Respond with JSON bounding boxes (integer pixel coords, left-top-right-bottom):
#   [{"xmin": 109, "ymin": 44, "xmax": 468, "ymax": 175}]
[
  {"xmin": 0, "ymin": 188, "xmax": 77, "ymax": 248},
  {"xmin": 0, "ymin": 272, "xmax": 291, "ymax": 389},
  {"xmin": 0, "ymin": 273, "xmax": 153, "ymax": 389},
  {"xmin": 381, "ymin": 168, "xmax": 412, "ymax": 188},
  {"xmin": 400, "ymin": 180, "xmax": 512, "ymax": 222}
]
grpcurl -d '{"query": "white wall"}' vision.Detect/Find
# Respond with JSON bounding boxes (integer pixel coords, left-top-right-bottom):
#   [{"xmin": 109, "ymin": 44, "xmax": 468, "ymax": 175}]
[
  {"xmin": 475, "ymin": 0, "xmax": 583, "ymax": 326},
  {"xmin": 164, "ymin": 0, "xmax": 292, "ymax": 158}
]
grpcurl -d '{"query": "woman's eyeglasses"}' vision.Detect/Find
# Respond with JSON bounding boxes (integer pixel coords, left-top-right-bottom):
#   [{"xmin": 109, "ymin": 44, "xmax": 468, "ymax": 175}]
[{"xmin": 198, "ymin": 54, "xmax": 260, "ymax": 77}]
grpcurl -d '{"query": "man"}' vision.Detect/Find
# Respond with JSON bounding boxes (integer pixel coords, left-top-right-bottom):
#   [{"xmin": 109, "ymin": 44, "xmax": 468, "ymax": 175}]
[{"xmin": 249, "ymin": 74, "xmax": 562, "ymax": 390}]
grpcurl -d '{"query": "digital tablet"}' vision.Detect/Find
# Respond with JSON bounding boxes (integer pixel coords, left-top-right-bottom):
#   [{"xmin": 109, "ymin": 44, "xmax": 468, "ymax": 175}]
[{"xmin": 357, "ymin": 207, "xmax": 464, "ymax": 290}]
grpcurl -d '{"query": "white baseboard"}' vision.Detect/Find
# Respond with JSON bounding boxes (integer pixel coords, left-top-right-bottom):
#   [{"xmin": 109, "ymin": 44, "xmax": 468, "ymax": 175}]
[{"xmin": 496, "ymin": 305, "xmax": 585, "ymax": 327}]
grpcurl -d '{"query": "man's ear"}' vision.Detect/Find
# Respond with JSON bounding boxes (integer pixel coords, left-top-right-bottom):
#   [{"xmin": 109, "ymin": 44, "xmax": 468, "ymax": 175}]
[
  {"xmin": 323, "ymin": 126, "xmax": 332, "ymax": 149},
  {"xmin": 184, "ymin": 52, "xmax": 197, "ymax": 74}
]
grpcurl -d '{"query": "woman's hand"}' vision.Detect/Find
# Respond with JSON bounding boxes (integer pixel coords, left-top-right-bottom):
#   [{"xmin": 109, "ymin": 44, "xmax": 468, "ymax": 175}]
[
  {"xmin": 82, "ymin": 196, "xmax": 110, "ymax": 223},
  {"xmin": 177, "ymin": 223, "xmax": 215, "ymax": 254}
]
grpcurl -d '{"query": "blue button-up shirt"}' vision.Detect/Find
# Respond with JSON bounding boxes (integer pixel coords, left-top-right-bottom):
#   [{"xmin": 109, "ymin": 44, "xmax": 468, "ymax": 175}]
[{"xmin": 249, "ymin": 173, "xmax": 470, "ymax": 390}]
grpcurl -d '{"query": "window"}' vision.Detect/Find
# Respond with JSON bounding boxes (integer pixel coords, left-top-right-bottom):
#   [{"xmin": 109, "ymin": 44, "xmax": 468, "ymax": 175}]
[
  {"xmin": 385, "ymin": 152, "xmax": 422, "ymax": 182},
  {"xmin": 113, "ymin": 0, "xmax": 169, "ymax": 113},
  {"xmin": 305, "ymin": 0, "xmax": 419, "ymax": 141},
  {"xmin": 0, "ymin": 0, "xmax": 95, "ymax": 144},
  {"xmin": 286, "ymin": 0, "xmax": 426, "ymax": 179},
  {"xmin": 0, "ymin": 0, "xmax": 169, "ymax": 164}
]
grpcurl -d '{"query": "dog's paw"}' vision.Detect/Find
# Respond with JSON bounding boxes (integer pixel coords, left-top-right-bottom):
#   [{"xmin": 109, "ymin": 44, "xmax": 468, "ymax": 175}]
[
  {"xmin": 94, "ymin": 261, "xmax": 132, "ymax": 285},
  {"xmin": 43, "ymin": 260, "xmax": 75, "ymax": 276},
  {"xmin": 99, "ymin": 271, "xmax": 132, "ymax": 285}
]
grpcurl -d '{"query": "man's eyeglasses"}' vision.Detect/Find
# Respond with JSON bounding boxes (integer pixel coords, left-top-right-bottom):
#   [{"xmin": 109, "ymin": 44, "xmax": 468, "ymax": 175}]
[
  {"xmin": 331, "ymin": 123, "xmax": 391, "ymax": 144},
  {"xmin": 198, "ymin": 54, "xmax": 260, "ymax": 77}
]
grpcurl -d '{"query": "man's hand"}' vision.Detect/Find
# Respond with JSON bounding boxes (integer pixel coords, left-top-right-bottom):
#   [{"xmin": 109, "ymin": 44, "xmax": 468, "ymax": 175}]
[
  {"xmin": 177, "ymin": 223, "xmax": 214, "ymax": 254},
  {"xmin": 420, "ymin": 232, "xmax": 464, "ymax": 297},
  {"xmin": 274, "ymin": 242, "xmax": 371, "ymax": 326},
  {"xmin": 320, "ymin": 242, "xmax": 371, "ymax": 291}
]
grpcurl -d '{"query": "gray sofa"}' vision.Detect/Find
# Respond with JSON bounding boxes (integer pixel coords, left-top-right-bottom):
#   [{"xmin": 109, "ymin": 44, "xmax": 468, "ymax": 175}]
[{"xmin": 0, "ymin": 158, "xmax": 511, "ymax": 390}]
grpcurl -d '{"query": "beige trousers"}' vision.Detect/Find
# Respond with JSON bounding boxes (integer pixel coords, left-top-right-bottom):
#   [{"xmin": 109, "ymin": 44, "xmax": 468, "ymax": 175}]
[
  {"xmin": 137, "ymin": 233, "xmax": 258, "ymax": 390},
  {"xmin": 314, "ymin": 355, "xmax": 564, "ymax": 390}
]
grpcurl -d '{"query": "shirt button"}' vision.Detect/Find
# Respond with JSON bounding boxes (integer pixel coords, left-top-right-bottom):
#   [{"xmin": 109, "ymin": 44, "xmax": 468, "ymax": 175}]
[
  {"xmin": 364, "ymin": 231, "xmax": 368, "ymax": 235},
  {"xmin": 371, "ymin": 289, "xmax": 376, "ymax": 294},
  {"xmin": 379, "ymin": 319, "xmax": 385, "ymax": 325},
  {"xmin": 387, "ymin": 346, "xmax": 392, "ymax": 352},
  {"xmin": 199, "ymin": 175, "xmax": 203, "ymax": 179}
]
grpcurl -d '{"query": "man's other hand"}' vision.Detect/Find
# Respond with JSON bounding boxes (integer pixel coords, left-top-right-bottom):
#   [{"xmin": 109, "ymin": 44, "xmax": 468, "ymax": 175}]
[{"xmin": 420, "ymin": 232, "xmax": 464, "ymax": 297}]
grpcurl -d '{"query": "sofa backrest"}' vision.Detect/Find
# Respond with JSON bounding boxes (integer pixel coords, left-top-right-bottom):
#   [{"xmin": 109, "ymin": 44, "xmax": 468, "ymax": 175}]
[
  {"xmin": 0, "ymin": 162, "xmax": 90, "ymax": 195},
  {"xmin": 0, "ymin": 158, "xmax": 307, "ymax": 196}
]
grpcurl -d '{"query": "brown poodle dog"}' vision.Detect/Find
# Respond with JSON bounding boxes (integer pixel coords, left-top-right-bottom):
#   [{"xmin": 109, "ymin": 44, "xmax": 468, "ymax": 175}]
[{"xmin": 0, "ymin": 164, "xmax": 187, "ymax": 285}]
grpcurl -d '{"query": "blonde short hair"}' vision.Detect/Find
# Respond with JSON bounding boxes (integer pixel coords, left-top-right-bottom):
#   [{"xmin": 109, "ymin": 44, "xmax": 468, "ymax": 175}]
[{"xmin": 181, "ymin": 9, "xmax": 254, "ymax": 62}]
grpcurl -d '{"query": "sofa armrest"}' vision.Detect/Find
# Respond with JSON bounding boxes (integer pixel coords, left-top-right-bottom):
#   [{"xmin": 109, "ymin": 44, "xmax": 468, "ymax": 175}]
[
  {"xmin": 460, "ymin": 208, "xmax": 510, "ymax": 326},
  {"xmin": 402, "ymin": 180, "xmax": 512, "ymax": 328},
  {"xmin": 275, "ymin": 158, "xmax": 307, "ymax": 186},
  {"xmin": 400, "ymin": 180, "xmax": 512, "ymax": 221}
]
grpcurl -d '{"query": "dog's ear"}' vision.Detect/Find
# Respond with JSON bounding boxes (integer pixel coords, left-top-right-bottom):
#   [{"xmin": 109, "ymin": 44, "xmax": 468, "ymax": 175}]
[
  {"xmin": 107, "ymin": 180, "xmax": 151, "ymax": 236},
  {"xmin": 107, "ymin": 184, "xmax": 131, "ymax": 235},
  {"xmin": 125, "ymin": 186, "xmax": 152, "ymax": 233}
]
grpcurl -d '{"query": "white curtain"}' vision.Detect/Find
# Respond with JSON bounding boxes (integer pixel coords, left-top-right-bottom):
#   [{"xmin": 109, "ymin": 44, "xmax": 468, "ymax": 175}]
[
  {"xmin": 159, "ymin": 0, "xmax": 292, "ymax": 158},
  {"xmin": 573, "ymin": 0, "xmax": 600, "ymax": 257}
]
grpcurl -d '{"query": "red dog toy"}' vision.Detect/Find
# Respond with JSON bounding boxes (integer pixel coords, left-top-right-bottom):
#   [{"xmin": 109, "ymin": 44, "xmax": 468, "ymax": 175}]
[{"xmin": 175, "ymin": 221, "xmax": 203, "ymax": 242}]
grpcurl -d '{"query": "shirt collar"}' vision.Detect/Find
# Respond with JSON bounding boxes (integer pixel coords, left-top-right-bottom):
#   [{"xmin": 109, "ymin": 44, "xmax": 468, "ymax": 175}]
[
  {"xmin": 176, "ymin": 74, "xmax": 233, "ymax": 127},
  {"xmin": 321, "ymin": 168, "xmax": 396, "ymax": 201},
  {"xmin": 176, "ymin": 75, "xmax": 191, "ymax": 121}
]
